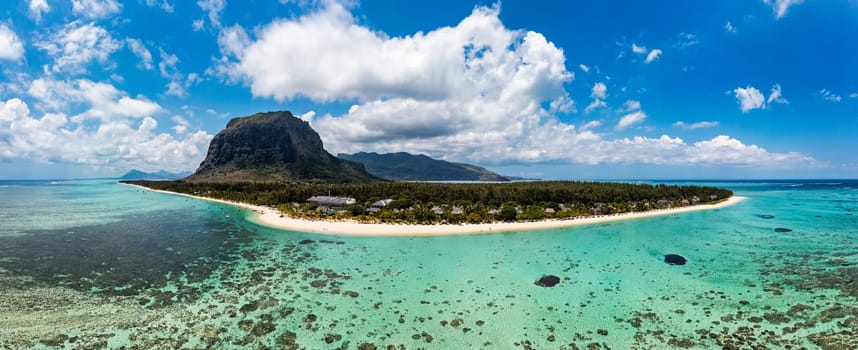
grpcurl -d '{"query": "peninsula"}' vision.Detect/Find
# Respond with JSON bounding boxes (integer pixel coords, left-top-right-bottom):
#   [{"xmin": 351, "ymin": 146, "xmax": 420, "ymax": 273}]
[{"xmin": 124, "ymin": 110, "xmax": 739, "ymax": 236}]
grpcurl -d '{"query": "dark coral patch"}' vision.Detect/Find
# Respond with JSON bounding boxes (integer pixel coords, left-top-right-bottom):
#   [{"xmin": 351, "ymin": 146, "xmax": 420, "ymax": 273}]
[
  {"xmin": 664, "ymin": 254, "xmax": 688, "ymax": 265},
  {"xmin": 535, "ymin": 275, "xmax": 561, "ymax": 287}
]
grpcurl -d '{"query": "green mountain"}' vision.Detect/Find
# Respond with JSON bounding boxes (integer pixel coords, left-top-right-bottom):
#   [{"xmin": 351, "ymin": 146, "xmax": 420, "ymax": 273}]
[
  {"xmin": 185, "ymin": 111, "xmax": 378, "ymax": 183},
  {"xmin": 338, "ymin": 152, "xmax": 509, "ymax": 182},
  {"xmin": 119, "ymin": 169, "xmax": 190, "ymax": 180}
]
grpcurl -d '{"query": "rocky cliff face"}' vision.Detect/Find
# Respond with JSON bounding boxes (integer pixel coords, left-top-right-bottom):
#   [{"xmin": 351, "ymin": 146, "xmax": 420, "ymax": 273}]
[{"xmin": 186, "ymin": 111, "xmax": 377, "ymax": 183}]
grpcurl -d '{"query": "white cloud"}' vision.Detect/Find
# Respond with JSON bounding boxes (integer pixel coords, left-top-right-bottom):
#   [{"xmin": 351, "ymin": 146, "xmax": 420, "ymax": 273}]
[
  {"xmin": 298, "ymin": 111, "xmax": 316, "ymax": 122},
  {"xmin": 171, "ymin": 115, "xmax": 189, "ymax": 134},
  {"xmin": 71, "ymin": 0, "xmax": 122, "ymax": 20},
  {"xmin": 819, "ymin": 89, "xmax": 841, "ymax": 102},
  {"xmin": 197, "ymin": 0, "xmax": 227, "ymax": 29},
  {"xmin": 158, "ymin": 48, "xmax": 199, "ymax": 96},
  {"xmin": 145, "ymin": 0, "xmax": 174, "ymax": 12},
  {"xmin": 578, "ymin": 64, "xmax": 589, "ymax": 73},
  {"xmin": 28, "ymin": 78, "xmax": 161, "ymax": 122},
  {"xmin": 35, "ymin": 21, "xmax": 122, "ymax": 74},
  {"xmin": 192, "ymin": 19, "xmax": 205, "ymax": 31},
  {"xmin": 621, "ymin": 99, "xmax": 641, "ymax": 112},
  {"xmin": 584, "ymin": 99, "xmax": 606, "ymax": 114},
  {"xmin": 218, "ymin": 24, "xmax": 250, "ymax": 57},
  {"xmin": 631, "ymin": 43, "xmax": 662, "ymax": 64},
  {"xmin": 165, "ymin": 81, "xmax": 186, "ymax": 97},
  {"xmin": 733, "ymin": 84, "xmax": 787, "ymax": 112},
  {"xmin": 616, "ymin": 111, "xmax": 646, "ymax": 131},
  {"xmin": 767, "ymin": 84, "xmax": 788, "ymax": 105},
  {"xmin": 158, "ymin": 48, "xmax": 179, "ymax": 78},
  {"xmin": 216, "ymin": 4, "xmax": 572, "ymax": 103},
  {"xmin": 212, "ymin": 3, "xmax": 816, "ymax": 169},
  {"xmin": 583, "ymin": 82, "xmax": 607, "ymax": 114},
  {"xmin": 677, "ymin": 32, "xmax": 698, "ymax": 48},
  {"xmin": 29, "ymin": 0, "xmax": 51, "ymax": 23},
  {"xmin": 644, "ymin": 49, "xmax": 662, "ymax": 64},
  {"xmin": 724, "ymin": 21, "xmax": 736, "ymax": 33},
  {"xmin": 764, "ymin": 0, "xmax": 804, "ymax": 19},
  {"xmin": 590, "ymin": 82, "xmax": 606, "ymax": 99},
  {"xmin": 733, "ymin": 86, "xmax": 766, "ymax": 112},
  {"xmin": 615, "ymin": 100, "xmax": 646, "ymax": 130},
  {"xmin": 580, "ymin": 120, "xmax": 602, "ymax": 130},
  {"xmin": 0, "ymin": 25, "xmax": 25, "ymax": 61},
  {"xmin": 126, "ymin": 38, "xmax": 153, "ymax": 70},
  {"xmin": 0, "ymin": 98, "xmax": 211, "ymax": 173},
  {"xmin": 673, "ymin": 121, "xmax": 720, "ymax": 129},
  {"xmin": 850, "ymin": 93, "xmax": 858, "ymax": 99}
]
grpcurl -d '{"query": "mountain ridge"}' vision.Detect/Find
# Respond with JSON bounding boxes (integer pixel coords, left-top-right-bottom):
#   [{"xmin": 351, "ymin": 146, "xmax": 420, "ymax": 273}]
[
  {"xmin": 338, "ymin": 152, "xmax": 509, "ymax": 182},
  {"xmin": 119, "ymin": 169, "xmax": 190, "ymax": 180}
]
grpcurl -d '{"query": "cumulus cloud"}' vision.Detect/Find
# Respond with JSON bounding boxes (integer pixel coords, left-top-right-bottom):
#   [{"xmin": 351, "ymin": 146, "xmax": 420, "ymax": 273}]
[
  {"xmin": 0, "ymin": 25, "xmax": 25, "ymax": 61},
  {"xmin": 71, "ymin": 0, "xmax": 122, "ymax": 20},
  {"xmin": 579, "ymin": 64, "xmax": 589, "ymax": 73},
  {"xmin": 0, "ymin": 98, "xmax": 211, "ymax": 173},
  {"xmin": 590, "ymin": 82, "xmax": 607, "ymax": 99},
  {"xmin": 734, "ymin": 84, "xmax": 787, "ymax": 112},
  {"xmin": 215, "ymin": 4, "xmax": 571, "ymax": 103},
  {"xmin": 126, "ymin": 38, "xmax": 153, "ymax": 70},
  {"xmin": 818, "ymin": 89, "xmax": 841, "ymax": 102},
  {"xmin": 29, "ymin": 0, "xmax": 50, "ymax": 23},
  {"xmin": 734, "ymin": 86, "xmax": 765, "ymax": 112},
  {"xmin": 673, "ymin": 121, "xmax": 720, "ymax": 129},
  {"xmin": 35, "ymin": 21, "xmax": 122, "ymax": 74},
  {"xmin": 724, "ymin": 21, "xmax": 736, "ymax": 33},
  {"xmin": 28, "ymin": 78, "xmax": 161, "ymax": 122},
  {"xmin": 631, "ymin": 43, "xmax": 647, "ymax": 54},
  {"xmin": 764, "ymin": 0, "xmax": 804, "ymax": 19},
  {"xmin": 211, "ymin": 3, "xmax": 817, "ymax": 169},
  {"xmin": 616, "ymin": 100, "xmax": 646, "ymax": 130},
  {"xmin": 644, "ymin": 49, "xmax": 662, "ymax": 63}
]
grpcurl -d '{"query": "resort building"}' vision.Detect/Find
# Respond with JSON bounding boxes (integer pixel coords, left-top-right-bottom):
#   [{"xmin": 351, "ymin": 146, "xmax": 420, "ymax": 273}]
[
  {"xmin": 371, "ymin": 199, "xmax": 393, "ymax": 208},
  {"xmin": 307, "ymin": 196, "xmax": 357, "ymax": 207}
]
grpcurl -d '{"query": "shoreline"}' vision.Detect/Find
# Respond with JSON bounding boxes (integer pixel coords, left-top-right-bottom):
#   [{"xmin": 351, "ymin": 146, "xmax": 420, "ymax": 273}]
[{"xmin": 124, "ymin": 183, "xmax": 746, "ymax": 236}]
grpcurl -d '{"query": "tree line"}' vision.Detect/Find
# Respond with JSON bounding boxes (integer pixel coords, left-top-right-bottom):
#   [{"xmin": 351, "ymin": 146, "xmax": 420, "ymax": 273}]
[{"xmin": 123, "ymin": 180, "xmax": 733, "ymax": 219}]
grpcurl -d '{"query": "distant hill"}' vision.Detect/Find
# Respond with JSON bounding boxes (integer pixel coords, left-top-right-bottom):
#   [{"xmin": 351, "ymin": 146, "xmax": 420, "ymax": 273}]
[
  {"xmin": 185, "ymin": 111, "xmax": 378, "ymax": 183},
  {"xmin": 338, "ymin": 152, "xmax": 509, "ymax": 182},
  {"xmin": 119, "ymin": 169, "xmax": 190, "ymax": 180}
]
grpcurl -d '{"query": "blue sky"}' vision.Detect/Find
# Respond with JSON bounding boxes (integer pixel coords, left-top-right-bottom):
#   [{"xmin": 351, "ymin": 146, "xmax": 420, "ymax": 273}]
[{"xmin": 0, "ymin": 0, "xmax": 856, "ymax": 179}]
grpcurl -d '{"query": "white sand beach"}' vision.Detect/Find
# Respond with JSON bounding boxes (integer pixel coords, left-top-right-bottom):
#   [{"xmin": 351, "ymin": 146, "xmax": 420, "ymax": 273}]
[{"xmin": 125, "ymin": 184, "xmax": 746, "ymax": 236}]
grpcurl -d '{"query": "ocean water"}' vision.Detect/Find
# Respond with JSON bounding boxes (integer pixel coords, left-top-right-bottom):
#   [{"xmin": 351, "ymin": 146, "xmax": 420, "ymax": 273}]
[{"xmin": 1, "ymin": 179, "xmax": 857, "ymax": 349}]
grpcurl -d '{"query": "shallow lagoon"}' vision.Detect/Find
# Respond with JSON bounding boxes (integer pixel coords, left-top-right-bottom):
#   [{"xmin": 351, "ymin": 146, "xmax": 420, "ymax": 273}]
[{"xmin": 1, "ymin": 180, "xmax": 857, "ymax": 349}]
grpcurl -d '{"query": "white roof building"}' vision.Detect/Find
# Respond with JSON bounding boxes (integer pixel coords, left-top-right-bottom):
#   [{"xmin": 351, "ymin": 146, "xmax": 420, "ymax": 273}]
[{"xmin": 307, "ymin": 196, "xmax": 357, "ymax": 207}]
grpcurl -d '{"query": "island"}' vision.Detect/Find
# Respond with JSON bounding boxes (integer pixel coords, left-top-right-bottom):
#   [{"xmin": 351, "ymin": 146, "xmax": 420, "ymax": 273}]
[{"xmin": 124, "ymin": 110, "xmax": 739, "ymax": 236}]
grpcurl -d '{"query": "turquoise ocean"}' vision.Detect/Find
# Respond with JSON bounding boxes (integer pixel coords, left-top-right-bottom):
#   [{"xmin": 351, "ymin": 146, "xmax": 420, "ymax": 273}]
[{"xmin": 1, "ymin": 179, "xmax": 856, "ymax": 349}]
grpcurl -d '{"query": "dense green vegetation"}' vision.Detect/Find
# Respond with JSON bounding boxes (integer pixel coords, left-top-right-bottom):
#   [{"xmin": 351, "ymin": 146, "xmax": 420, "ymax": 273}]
[{"xmin": 125, "ymin": 180, "xmax": 733, "ymax": 224}]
